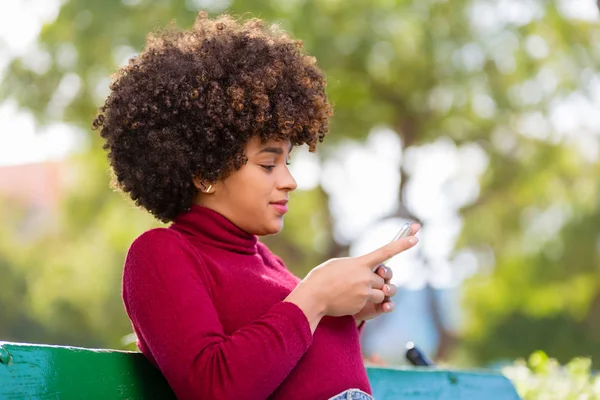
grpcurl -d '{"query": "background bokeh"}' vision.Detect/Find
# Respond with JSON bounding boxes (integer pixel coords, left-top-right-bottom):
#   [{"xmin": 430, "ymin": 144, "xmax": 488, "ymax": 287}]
[{"xmin": 1, "ymin": 0, "xmax": 600, "ymax": 372}]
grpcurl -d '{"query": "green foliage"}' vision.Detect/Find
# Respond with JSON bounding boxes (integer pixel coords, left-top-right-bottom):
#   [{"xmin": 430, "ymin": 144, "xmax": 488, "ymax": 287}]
[{"xmin": 503, "ymin": 351, "xmax": 600, "ymax": 399}]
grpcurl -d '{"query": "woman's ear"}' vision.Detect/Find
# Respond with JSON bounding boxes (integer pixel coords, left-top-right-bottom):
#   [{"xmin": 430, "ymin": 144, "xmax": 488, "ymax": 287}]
[
  {"xmin": 192, "ymin": 176, "xmax": 203, "ymax": 190},
  {"xmin": 193, "ymin": 176, "xmax": 215, "ymax": 194}
]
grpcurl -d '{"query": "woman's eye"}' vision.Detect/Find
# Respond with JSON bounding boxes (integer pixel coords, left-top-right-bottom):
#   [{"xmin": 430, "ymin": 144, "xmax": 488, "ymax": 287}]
[{"xmin": 260, "ymin": 165, "xmax": 276, "ymax": 172}]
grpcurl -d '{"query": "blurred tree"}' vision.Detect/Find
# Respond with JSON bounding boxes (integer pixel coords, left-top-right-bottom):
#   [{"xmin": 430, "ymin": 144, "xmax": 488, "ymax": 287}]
[
  {"xmin": 2, "ymin": 0, "xmax": 600, "ymax": 366},
  {"xmin": 0, "ymin": 199, "xmax": 42, "ymax": 343}
]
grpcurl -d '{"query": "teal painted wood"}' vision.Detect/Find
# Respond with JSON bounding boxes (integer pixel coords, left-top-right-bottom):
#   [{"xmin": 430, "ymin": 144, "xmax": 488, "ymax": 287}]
[
  {"xmin": 0, "ymin": 341, "xmax": 521, "ymax": 399},
  {"xmin": 0, "ymin": 341, "xmax": 176, "ymax": 399},
  {"xmin": 367, "ymin": 366, "xmax": 521, "ymax": 400}
]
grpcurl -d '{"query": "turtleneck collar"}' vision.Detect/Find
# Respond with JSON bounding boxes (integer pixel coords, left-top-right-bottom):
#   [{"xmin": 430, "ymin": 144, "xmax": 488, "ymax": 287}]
[{"xmin": 171, "ymin": 205, "xmax": 258, "ymax": 255}]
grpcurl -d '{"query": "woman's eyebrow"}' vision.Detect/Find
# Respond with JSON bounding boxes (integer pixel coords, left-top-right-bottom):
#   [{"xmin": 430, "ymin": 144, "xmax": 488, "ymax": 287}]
[
  {"xmin": 257, "ymin": 146, "xmax": 293, "ymax": 155},
  {"xmin": 258, "ymin": 147, "xmax": 284, "ymax": 155}
]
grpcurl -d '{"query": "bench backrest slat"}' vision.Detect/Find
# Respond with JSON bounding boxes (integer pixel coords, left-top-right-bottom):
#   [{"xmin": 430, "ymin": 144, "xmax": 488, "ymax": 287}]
[{"xmin": 0, "ymin": 342, "xmax": 521, "ymax": 399}]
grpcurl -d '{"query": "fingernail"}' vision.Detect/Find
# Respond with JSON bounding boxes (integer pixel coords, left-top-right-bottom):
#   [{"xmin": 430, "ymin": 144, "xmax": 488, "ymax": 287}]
[
  {"xmin": 385, "ymin": 303, "xmax": 395, "ymax": 312},
  {"xmin": 408, "ymin": 236, "xmax": 418, "ymax": 244},
  {"xmin": 384, "ymin": 284, "xmax": 391, "ymax": 294}
]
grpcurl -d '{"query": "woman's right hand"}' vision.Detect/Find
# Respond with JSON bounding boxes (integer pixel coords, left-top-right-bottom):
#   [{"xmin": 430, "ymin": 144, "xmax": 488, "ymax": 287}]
[{"xmin": 284, "ymin": 230, "xmax": 419, "ymax": 332}]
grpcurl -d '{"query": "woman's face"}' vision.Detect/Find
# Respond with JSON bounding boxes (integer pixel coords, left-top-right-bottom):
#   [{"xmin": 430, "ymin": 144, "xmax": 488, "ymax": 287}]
[{"xmin": 195, "ymin": 137, "xmax": 297, "ymax": 236}]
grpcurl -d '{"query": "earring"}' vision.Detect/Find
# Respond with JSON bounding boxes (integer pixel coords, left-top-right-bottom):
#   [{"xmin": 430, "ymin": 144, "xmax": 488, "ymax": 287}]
[{"xmin": 204, "ymin": 184, "xmax": 212, "ymax": 193}]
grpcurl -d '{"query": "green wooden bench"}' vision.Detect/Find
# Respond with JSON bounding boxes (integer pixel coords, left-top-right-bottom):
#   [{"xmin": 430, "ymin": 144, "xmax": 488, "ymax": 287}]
[{"xmin": 0, "ymin": 341, "xmax": 521, "ymax": 399}]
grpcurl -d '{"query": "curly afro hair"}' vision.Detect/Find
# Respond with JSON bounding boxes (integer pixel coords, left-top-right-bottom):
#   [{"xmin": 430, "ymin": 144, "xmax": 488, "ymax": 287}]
[{"xmin": 92, "ymin": 12, "xmax": 332, "ymax": 222}]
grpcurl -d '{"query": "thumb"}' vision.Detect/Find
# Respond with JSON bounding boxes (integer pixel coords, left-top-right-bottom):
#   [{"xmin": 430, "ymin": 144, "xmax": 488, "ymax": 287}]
[{"xmin": 357, "ymin": 235, "xmax": 418, "ymax": 268}]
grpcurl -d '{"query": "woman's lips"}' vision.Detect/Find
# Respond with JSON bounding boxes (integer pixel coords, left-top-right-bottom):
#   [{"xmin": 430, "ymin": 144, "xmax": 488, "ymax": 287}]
[{"xmin": 270, "ymin": 201, "xmax": 288, "ymax": 214}]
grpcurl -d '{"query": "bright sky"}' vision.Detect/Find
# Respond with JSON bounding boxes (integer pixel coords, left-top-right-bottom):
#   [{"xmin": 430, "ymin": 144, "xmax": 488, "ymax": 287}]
[{"xmin": 0, "ymin": 0, "xmax": 74, "ymax": 165}]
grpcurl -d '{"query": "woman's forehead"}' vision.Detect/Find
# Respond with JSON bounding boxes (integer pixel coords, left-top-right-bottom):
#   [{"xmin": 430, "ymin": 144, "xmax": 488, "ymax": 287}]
[{"xmin": 247, "ymin": 137, "xmax": 292, "ymax": 154}]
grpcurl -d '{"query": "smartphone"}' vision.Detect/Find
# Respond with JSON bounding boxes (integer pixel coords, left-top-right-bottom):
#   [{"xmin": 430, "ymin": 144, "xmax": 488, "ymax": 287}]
[
  {"xmin": 378, "ymin": 222, "xmax": 412, "ymax": 269},
  {"xmin": 390, "ymin": 222, "xmax": 412, "ymax": 242}
]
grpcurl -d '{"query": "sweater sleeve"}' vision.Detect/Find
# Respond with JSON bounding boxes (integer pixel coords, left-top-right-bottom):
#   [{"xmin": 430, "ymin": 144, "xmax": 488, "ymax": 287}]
[{"xmin": 122, "ymin": 229, "xmax": 313, "ymax": 400}]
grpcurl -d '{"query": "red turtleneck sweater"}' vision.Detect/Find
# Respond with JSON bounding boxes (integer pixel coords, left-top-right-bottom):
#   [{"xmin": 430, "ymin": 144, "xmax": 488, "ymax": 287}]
[{"xmin": 122, "ymin": 205, "xmax": 371, "ymax": 400}]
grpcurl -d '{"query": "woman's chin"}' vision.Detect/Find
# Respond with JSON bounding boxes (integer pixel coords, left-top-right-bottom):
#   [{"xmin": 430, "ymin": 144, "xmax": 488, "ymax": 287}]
[{"xmin": 258, "ymin": 221, "xmax": 284, "ymax": 236}]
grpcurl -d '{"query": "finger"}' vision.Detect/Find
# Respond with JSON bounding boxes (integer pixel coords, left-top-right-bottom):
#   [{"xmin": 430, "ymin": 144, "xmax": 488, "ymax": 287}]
[
  {"xmin": 382, "ymin": 301, "xmax": 395, "ymax": 312},
  {"xmin": 410, "ymin": 223, "xmax": 422, "ymax": 236},
  {"xmin": 372, "ymin": 302, "xmax": 385, "ymax": 316},
  {"xmin": 371, "ymin": 275, "xmax": 385, "ymax": 289},
  {"xmin": 376, "ymin": 265, "xmax": 393, "ymax": 280},
  {"xmin": 358, "ymin": 235, "xmax": 419, "ymax": 268},
  {"xmin": 383, "ymin": 283, "xmax": 398, "ymax": 297},
  {"xmin": 368, "ymin": 289, "xmax": 385, "ymax": 304}
]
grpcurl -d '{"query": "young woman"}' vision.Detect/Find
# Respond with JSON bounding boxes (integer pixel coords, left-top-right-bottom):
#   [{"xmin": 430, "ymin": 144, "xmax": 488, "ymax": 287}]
[{"xmin": 93, "ymin": 12, "xmax": 419, "ymax": 400}]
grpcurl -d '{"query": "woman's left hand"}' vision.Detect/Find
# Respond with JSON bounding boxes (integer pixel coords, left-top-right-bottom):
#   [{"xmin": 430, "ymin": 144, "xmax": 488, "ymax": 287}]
[{"xmin": 353, "ymin": 264, "xmax": 397, "ymax": 325}]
